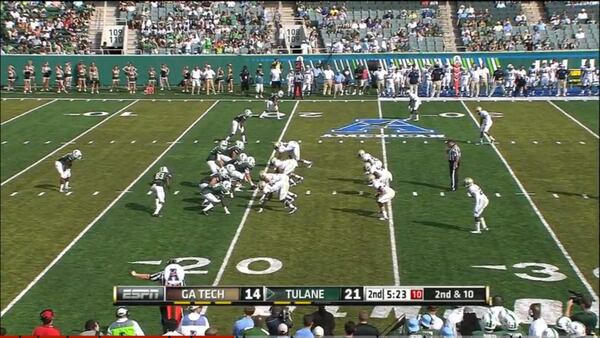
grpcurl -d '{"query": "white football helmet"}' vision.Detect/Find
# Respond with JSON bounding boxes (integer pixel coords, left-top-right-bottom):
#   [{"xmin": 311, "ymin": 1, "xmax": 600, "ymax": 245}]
[
  {"xmin": 226, "ymin": 164, "xmax": 237, "ymax": 174},
  {"xmin": 218, "ymin": 167, "xmax": 229, "ymax": 179},
  {"xmin": 569, "ymin": 321, "xmax": 586, "ymax": 337},
  {"xmin": 367, "ymin": 174, "xmax": 375, "ymax": 183},
  {"xmin": 238, "ymin": 153, "xmax": 248, "ymax": 163},
  {"xmin": 357, "ymin": 149, "xmax": 366, "ymax": 158},
  {"xmin": 373, "ymin": 159, "xmax": 383, "ymax": 170},
  {"xmin": 542, "ymin": 328, "xmax": 559, "ymax": 338},
  {"xmin": 500, "ymin": 310, "xmax": 520, "ymax": 331},
  {"xmin": 257, "ymin": 181, "xmax": 267, "ymax": 190},
  {"xmin": 270, "ymin": 158, "xmax": 278, "ymax": 166},
  {"xmin": 221, "ymin": 180, "xmax": 232, "ymax": 192},
  {"xmin": 556, "ymin": 316, "xmax": 572, "ymax": 332},
  {"xmin": 246, "ymin": 156, "xmax": 256, "ymax": 168},
  {"xmin": 361, "ymin": 153, "xmax": 372, "ymax": 162},
  {"xmin": 476, "ymin": 106, "xmax": 483, "ymax": 112},
  {"xmin": 363, "ymin": 162, "xmax": 372, "ymax": 172},
  {"xmin": 464, "ymin": 177, "xmax": 474, "ymax": 187},
  {"xmin": 159, "ymin": 166, "xmax": 169, "ymax": 173},
  {"xmin": 72, "ymin": 149, "xmax": 83, "ymax": 160},
  {"xmin": 274, "ymin": 141, "xmax": 283, "ymax": 149},
  {"xmin": 218, "ymin": 140, "xmax": 228, "ymax": 150},
  {"xmin": 482, "ymin": 311, "xmax": 497, "ymax": 332},
  {"xmin": 244, "ymin": 109, "xmax": 252, "ymax": 117},
  {"xmin": 235, "ymin": 140, "xmax": 245, "ymax": 150},
  {"xmin": 277, "ymin": 90, "xmax": 284, "ymax": 98}
]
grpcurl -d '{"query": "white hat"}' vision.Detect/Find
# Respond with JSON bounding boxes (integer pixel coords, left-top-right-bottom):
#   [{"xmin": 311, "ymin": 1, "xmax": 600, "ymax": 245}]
[
  {"xmin": 313, "ymin": 326, "xmax": 324, "ymax": 336},
  {"xmin": 116, "ymin": 307, "xmax": 128, "ymax": 317},
  {"xmin": 278, "ymin": 323, "xmax": 288, "ymax": 333}
]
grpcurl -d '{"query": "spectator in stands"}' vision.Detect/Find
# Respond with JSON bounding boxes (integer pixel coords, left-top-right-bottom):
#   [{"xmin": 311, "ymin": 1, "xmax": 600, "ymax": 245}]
[
  {"xmin": 354, "ymin": 310, "xmax": 379, "ymax": 337},
  {"xmin": 233, "ymin": 306, "xmax": 255, "ymax": 337},
  {"xmin": 576, "ymin": 8, "xmax": 589, "ymax": 23},
  {"xmin": 32, "ymin": 309, "xmax": 61, "ymax": 336},
  {"xmin": 80, "ymin": 319, "xmax": 103, "ymax": 336},
  {"xmin": 107, "ymin": 307, "xmax": 145, "ymax": 336},
  {"xmin": 295, "ymin": 314, "xmax": 315, "ymax": 338}
]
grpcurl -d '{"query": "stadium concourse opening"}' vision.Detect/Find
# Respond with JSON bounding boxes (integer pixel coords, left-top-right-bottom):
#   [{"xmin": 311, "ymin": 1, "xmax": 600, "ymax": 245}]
[{"xmin": 0, "ymin": 0, "xmax": 599, "ymax": 337}]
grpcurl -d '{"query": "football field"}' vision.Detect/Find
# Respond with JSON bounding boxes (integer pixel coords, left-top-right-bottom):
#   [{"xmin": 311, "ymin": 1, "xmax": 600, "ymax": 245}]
[{"xmin": 0, "ymin": 95, "xmax": 598, "ymax": 334}]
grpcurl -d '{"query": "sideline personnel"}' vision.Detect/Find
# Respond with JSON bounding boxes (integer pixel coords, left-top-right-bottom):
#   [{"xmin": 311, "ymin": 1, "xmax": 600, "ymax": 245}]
[{"xmin": 447, "ymin": 140, "xmax": 461, "ymax": 191}]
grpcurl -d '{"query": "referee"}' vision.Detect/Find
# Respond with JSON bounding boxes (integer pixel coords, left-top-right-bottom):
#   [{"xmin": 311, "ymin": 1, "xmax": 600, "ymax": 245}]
[{"xmin": 447, "ymin": 140, "xmax": 461, "ymax": 191}]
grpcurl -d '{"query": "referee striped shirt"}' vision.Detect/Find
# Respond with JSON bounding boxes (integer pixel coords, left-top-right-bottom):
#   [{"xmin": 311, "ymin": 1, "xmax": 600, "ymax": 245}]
[{"xmin": 448, "ymin": 144, "xmax": 461, "ymax": 163}]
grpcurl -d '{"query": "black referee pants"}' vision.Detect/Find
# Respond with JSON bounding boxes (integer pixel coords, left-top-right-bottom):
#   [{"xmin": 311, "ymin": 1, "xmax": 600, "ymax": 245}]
[{"xmin": 449, "ymin": 161, "xmax": 459, "ymax": 191}]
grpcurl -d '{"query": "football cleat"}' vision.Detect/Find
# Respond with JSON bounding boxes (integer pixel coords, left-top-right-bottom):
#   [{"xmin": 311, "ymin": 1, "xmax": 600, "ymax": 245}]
[
  {"xmin": 306, "ymin": 161, "xmax": 313, "ymax": 168},
  {"xmin": 289, "ymin": 206, "xmax": 298, "ymax": 214},
  {"xmin": 471, "ymin": 230, "xmax": 482, "ymax": 234}
]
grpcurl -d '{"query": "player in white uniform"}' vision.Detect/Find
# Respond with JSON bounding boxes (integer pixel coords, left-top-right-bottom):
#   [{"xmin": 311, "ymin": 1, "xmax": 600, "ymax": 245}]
[
  {"xmin": 150, "ymin": 166, "xmax": 172, "ymax": 217},
  {"xmin": 539, "ymin": 61, "xmax": 551, "ymax": 95},
  {"xmin": 257, "ymin": 171, "xmax": 298, "ymax": 213},
  {"xmin": 274, "ymin": 140, "xmax": 313, "ymax": 167},
  {"xmin": 372, "ymin": 167, "xmax": 393, "ymax": 187},
  {"xmin": 369, "ymin": 175, "xmax": 395, "ymax": 221},
  {"xmin": 303, "ymin": 66, "xmax": 313, "ymax": 96},
  {"xmin": 442, "ymin": 64, "xmax": 452, "ymax": 95},
  {"xmin": 422, "ymin": 65, "xmax": 433, "ymax": 97},
  {"xmin": 476, "ymin": 106, "xmax": 495, "ymax": 144},
  {"xmin": 460, "ymin": 68, "xmax": 471, "ymax": 97},
  {"xmin": 504, "ymin": 64, "xmax": 516, "ymax": 97},
  {"xmin": 581, "ymin": 61, "xmax": 595, "ymax": 95},
  {"xmin": 469, "ymin": 65, "xmax": 481, "ymax": 97},
  {"xmin": 357, "ymin": 150, "xmax": 383, "ymax": 171},
  {"xmin": 549, "ymin": 59, "xmax": 559, "ymax": 92},
  {"xmin": 270, "ymin": 158, "xmax": 304, "ymax": 185},
  {"xmin": 464, "ymin": 177, "xmax": 489, "ymax": 234},
  {"xmin": 407, "ymin": 92, "xmax": 422, "ymax": 121},
  {"xmin": 393, "ymin": 68, "xmax": 404, "ymax": 97},
  {"xmin": 385, "ymin": 69, "xmax": 395, "ymax": 97},
  {"xmin": 527, "ymin": 63, "xmax": 539, "ymax": 89}
]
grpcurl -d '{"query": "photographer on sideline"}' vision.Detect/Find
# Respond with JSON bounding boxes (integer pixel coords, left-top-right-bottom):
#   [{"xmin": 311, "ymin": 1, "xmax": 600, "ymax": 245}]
[
  {"xmin": 565, "ymin": 292, "xmax": 598, "ymax": 335},
  {"xmin": 267, "ymin": 306, "xmax": 293, "ymax": 335}
]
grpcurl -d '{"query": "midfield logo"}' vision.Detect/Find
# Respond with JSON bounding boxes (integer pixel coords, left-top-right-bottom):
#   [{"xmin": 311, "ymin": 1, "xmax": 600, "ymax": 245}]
[{"xmin": 322, "ymin": 119, "xmax": 445, "ymax": 138}]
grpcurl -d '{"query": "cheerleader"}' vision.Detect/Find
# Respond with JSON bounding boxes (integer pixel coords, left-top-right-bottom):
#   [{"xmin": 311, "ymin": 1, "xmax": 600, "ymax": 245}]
[
  {"xmin": 159, "ymin": 64, "xmax": 170, "ymax": 90},
  {"xmin": 64, "ymin": 62, "xmax": 73, "ymax": 91},
  {"xmin": 89, "ymin": 62, "xmax": 100, "ymax": 94},
  {"xmin": 148, "ymin": 67, "xmax": 157, "ymax": 88},
  {"xmin": 23, "ymin": 63, "xmax": 32, "ymax": 94},
  {"xmin": 42, "ymin": 62, "xmax": 52, "ymax": 91},
  {"xmin": 76, "ymin": 61, "xmax": 87, "ymax": 92},
  {"xmin": 110, "ymin": 65, "xmax": 120, "ymax": 92},
  {"xmin": 55, "ymin": 65, "xmax": 66, "ymax": 93},
  {"xmin": 226, "ymin": 64, "xmax": 234, "ymax": 93},
  {"xmin": 216, "ymin": 67, "xmax": 224, "ymax": 93},
  {"xmin": 7, "ymin": 65, "xmax": 16, "ymax": 91},
  {"xmin": 182, "ymin": 65, "xmax": 191, "ymax": 93}
]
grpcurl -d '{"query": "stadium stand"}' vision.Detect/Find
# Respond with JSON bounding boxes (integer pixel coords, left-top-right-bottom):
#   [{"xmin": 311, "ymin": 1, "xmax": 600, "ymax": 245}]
[
  {"xmin": 296, "ymin": 1, "xmax": 445, "ymax": 53},
  {"xmin": 119, "ymin": 1, "xmax": 280, "ymax": 55},
  {"xmin": 1, "ymin": 1, "xmax": 95, "ymax": 54},
  {"xmin": 456, "ymin": 1, "xmax": 599, "ymax": 51}
]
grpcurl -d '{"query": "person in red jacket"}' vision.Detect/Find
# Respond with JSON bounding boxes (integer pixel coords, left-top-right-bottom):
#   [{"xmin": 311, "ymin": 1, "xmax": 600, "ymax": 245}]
[
  {"xmin": 453, "ymin": 61, "xmax": 461, "ymax": 96},
  {"xmin": 32, "ymin": 309, "xmax": 61, "ymax": 336}
]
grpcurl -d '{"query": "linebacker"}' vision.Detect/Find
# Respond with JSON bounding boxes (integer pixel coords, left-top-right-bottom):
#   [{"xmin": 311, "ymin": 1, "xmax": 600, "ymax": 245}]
[
  {"xmin": 150, "ymin": 166, "xmax": 172, "ymax": 217},
  {"xmin": 464, "ymin": 177, "xmax": 489, "ymax": 234},
  {"xmin": 447, "ymin": 140, "xmax": 461, "ymax": 191},
  {"xmin": 55, "ymin": 149, "xmax": 82, "ymax": 193}
]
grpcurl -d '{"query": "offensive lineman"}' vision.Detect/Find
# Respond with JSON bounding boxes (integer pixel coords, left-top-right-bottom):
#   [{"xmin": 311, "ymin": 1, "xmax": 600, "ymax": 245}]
[
  {"xmin": 257, "ymin": 171, "xmax": 298, "ymax": 214},
  {"xmin": 270, "ymin": 158, "xmax": 304, "ymax": 185},
  {"xmin": 407, "ymin": 92, "xmax": 422, "ymax": 122},
  {"xmin": 369, "ymin": 175, "xmax": 395, "ymax": 221},
  {"xmin": 274, "ymin": 141, "xmax": 313, "ymax": 168},
  {"xmin": 464, "ymin": 177, "xmax": 489, "ymax": 234},
  {"xmin": 476, "ymin": 106, "xmax": 496, "ymax": 144},
  {"xmin": 150, "ymin": 166, "xmax": 172, "ymax": 217},
  {"xmin": 55, "ymin": 149, "xmax": 82, "ymax": 193},
  {"xmin": 226, "ymin": 109, "xmax": 252, "ymax": 143}
]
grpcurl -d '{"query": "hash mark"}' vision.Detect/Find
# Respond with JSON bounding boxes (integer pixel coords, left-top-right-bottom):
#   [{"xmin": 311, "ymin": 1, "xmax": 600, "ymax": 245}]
[
  {"xmin": 553, "ymin": 193, "xmax": 559, "ymax": 198},
  {"xmin": 88, "ymin": 141, "xmax": 94, "ymax": 144},
  {"xmin": 37, "ymin": 192, "xmax": 45, "ymax": 196},
  {"xmin": 92, "ymin": 191, "xmax": 99, "ymax": 196},
  {"xmin": 511, "ymin": 141, "xmax": 516, "ymax": 144},
  {"xmin": 130, "ymin": 140, "xmax": 136, "ymax": 144},
  {"xmin": 23, "ymin": 141, "xmax": 30, "ymax": 144},
  {"xmin": 45, "ymin": 141, "xmax": 52, "ymax": 144},
  {"xmin": 174, "ymin": 190, "xmax": 180, "ymax": 195},
  {"xmin": 412, "ymin": 191, "xmax": 418, "ymax": 196},
  {"xmin": 110, "ymin": 140, "xmax": 116, "ymax": 144},
  {"xmin": 556, "ymin": 141, "xmax": 562, "ymax": 145},
  {"xmin": 332, "ymin": 191, "xmax": 337, "ymax": 195},
  {"xmin": 532, "ymin": 141, "xmax": 538, "ymax": 144},
  {"xmin": 152, "ymin": 140, "xmax": 157, "ymax": 144},
  {"xmin": 439, "ymin": 192, "xmax": 445, "ymax": 197},
  {"xmin": 10, "ymin": 192, "xmax": 18, "ymax": 196},
  {"xmin": 495, "ymin": 193, "xmax": 501, "ymax": 197},
  {"xmin": 66, "ymin": 191, "xmax": 73, "ymax": 196},
  {"xmin": 579, "ymin": 141, "xmax": 586, "ymax": 144}
]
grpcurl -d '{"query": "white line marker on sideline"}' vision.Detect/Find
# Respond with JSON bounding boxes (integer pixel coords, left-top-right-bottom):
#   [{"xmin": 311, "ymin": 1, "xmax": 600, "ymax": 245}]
[
  {"xmin": 1, "ymin": 100, "xmax": 139, "ymax": 187},
  {"xmin": 65, "ymin": 191, "xmax": 72, "ymax": 196},
  {"xmin": 579, "ymin": 141, "xmax": 586, "ymax": 144},
  {"xmin": 174, "ymin": 190, "xmax": 180, "ymax": 195},
  {"xmin": 547, "ymin": 100, "xmax": 599, "ymax": 139},
  {"xmin": 152, "ymin": 140, "xmax": 157, "ymax": 144},
  {"xmin": 0, "ymin": 100, "xmax": 223, "ymax": 318},
  {"xmin": 130, "ymin": 140, "xmax": 136, "ymax": 144},
  {"xmin": 23, "ymin": 141, "xmax": 30, "ymax": 144},
  {"xmin": 110, "ymin": 140, "xmax": 116, "ymax": 144},
  {"xmin": 532, "ymin": 141, "xmax": 538, "ymax": 144},
  {"xmin": 553, "ymin": 193, "xmax": 559, "ymax": 198},
  {"xmin": 495, "ymin": 193, "xmax": 501, "ymax": 197},
  {"xmin": 440, "ymin": 192, "xmax": 445, "ymax": 197},
  {"xmin": 1, "ymin": 141, "xmax": 7, "ymax": 145},
  {"xmin": 92, "ymin": 191, "xmax": 99, "ymax": 196},
  {"xmin": 582, "ymin": 194, "xmax": 589, "ymax": 199},
  {"xmin": 10, "ymin": 192, "xmax": 18, "ymax": 196},
  {"xmin": 37, "ymin": 192, "xmax": 45, "ymax": 196},
  {"xmin": 205, "ymin": 101, "xmax": 300, "ymax": 312},
  {"xmin": 461, "ymin": 100, "xmax": 599, "ymax": 302},
  {"xmin": 44, "ymin": 141, "xmax": 51, "ymax": 144},
  {"xmin": 1, "ymin": 99, "xmax": 58, "ymax": 126},
  {"xmin": 377, "ymin": 98, "xmax": 400, "ymax": 286}
]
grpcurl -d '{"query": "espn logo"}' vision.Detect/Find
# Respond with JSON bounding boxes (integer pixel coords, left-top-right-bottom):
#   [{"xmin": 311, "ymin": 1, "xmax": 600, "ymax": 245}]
[{"xmin": 116, "ymin": 286, "xmax": 164, "ymax": 303}]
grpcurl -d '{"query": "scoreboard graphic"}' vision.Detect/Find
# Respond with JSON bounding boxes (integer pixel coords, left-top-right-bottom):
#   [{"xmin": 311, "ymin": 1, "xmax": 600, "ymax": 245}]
[{"xmin": 114, "ymin": 286, "xmax": 489, "ymax": 305}]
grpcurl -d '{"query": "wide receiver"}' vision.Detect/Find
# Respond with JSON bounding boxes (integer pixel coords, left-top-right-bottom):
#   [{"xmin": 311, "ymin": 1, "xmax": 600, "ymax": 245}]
[
  {"xmin": 464, "ymin": 177, "xmax": 489, "ymax": 233},
  {"xmin": 55, "ymin": 149, "xmax": 82, "ymax": 192},
  {"xmin": 150, "ymin": 166, "xmax": 172, "ymax": 217}
]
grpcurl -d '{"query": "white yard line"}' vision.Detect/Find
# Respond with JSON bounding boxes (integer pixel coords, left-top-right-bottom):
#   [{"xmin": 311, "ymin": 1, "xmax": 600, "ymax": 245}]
[
  {"xmin": 209, "ymin": 101, "xmax": 300, "ymax": 292},
  {"xmin": 546, "ymin": 100, "xmax": 599, "ymax": 139},
  {"xmin": 1, "ymin": 100, "xmax": 139, "ymax": 186},
  {"xmin": 377, "ymin": 99, "xmax": 401, "ymax": 286},
  {"xmin": 0, "ymin": 100, "xmax": 220, "ymax": 317},
  {"xmin": 460, "ymin": 100, "xmax": 599, "ymax": 302},
  {"xmin": 1, "ymin": 99, "xmax": 58, "ymax": 126}
]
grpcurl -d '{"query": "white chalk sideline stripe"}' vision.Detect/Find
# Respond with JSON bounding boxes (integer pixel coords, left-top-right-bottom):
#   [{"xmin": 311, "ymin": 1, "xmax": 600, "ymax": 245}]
[
  {"xmin": 0, "ymin": 100, "xmax": 221, "ymax": 318},
  {"xmin": 461, "ymin": 100, "xmax": 599, "ymax": 303},
  {"xmin": 547, "ymin": 100, "xmax": 599, "ymax": 139},
  {"xmin": 1, "ymin": 100, "xmax": 139, "ymax": 187},
  {"xmin": 1, "ymin": 99, "xmax": 58, "ymax": 126}
]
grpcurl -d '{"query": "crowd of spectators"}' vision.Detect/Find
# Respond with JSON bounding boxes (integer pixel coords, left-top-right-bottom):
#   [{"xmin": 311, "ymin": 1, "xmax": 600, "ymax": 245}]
[
  {"xmin": 296, "ymin": 2, "xmax": 443, "ymax": 53},
  {"xmin": 1, "ymin": 1, "xmax": 95, "ymax": 55},
  {"xmin": 119, "ymin": 1, "xmax": 282, "ymax": 55},
  {"xmin": 457, "ymin": 1, "xmax": 597, "ymax": 51}
]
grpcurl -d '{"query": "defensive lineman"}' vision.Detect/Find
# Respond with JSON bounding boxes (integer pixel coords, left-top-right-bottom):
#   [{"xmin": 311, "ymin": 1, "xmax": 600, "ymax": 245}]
[
  {"xmin": 476, "ymin": 106, "xmax": 496, "ymax": 144},
  {"xmin": 274, "ymin": 141, "xmax": 313, "ymax": 168},
  {"xmin": 464, "ymin": 177, "xmax": 489, "ymax": 234},
  {"xmin": 226, "ymin": 109, "xmax": 252, "ymax": 143},
  {"xmin": 407, "ymin": 92, "xmax": 422, "ymax": 121},
  {"xmin": 150, "ymin": 166, "xmax": 173, "ymax": 217},
  {"xmin": 55, "ymin": 149, "xmax": 82, "ymax": 192}
]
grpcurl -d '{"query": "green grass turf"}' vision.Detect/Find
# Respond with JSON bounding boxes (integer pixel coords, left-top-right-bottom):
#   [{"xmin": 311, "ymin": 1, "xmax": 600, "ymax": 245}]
[
  {"xmin": 0, "ymin": 100, "xmax": 133, "ymax": 181},
  {"xmin": 550, "ymin": 100, "xmax": 599, "ymax": 135},
  {"xmin": 463, "ymin": 101, "xmax": 599, "ymax": 294},
  {"xmin": 0, "ymin": 100, "xmax": 216, "ymax": 309},
  {"xmin": 0, "ymin": 100, "xmax": 295, "ymax": 334},
  {"xmin": 0, "ymin": 99, "xmax": 53, "ymax": 123}
]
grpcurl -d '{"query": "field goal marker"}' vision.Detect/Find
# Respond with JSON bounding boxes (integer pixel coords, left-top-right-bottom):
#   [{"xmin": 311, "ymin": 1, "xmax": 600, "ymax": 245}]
[
  {"xmin": 461, "ymin": 100, "xmax": 599, "ymax": 302},
  {"xmin": 0, "ymin": 100, "xmax": 221, "ymax": 317}
]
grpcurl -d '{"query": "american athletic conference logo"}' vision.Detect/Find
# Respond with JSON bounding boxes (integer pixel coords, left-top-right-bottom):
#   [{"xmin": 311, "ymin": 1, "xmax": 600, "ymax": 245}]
[{"xmin": 322, "ymin": 119, "xmax": 445, "ymax": 138}]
